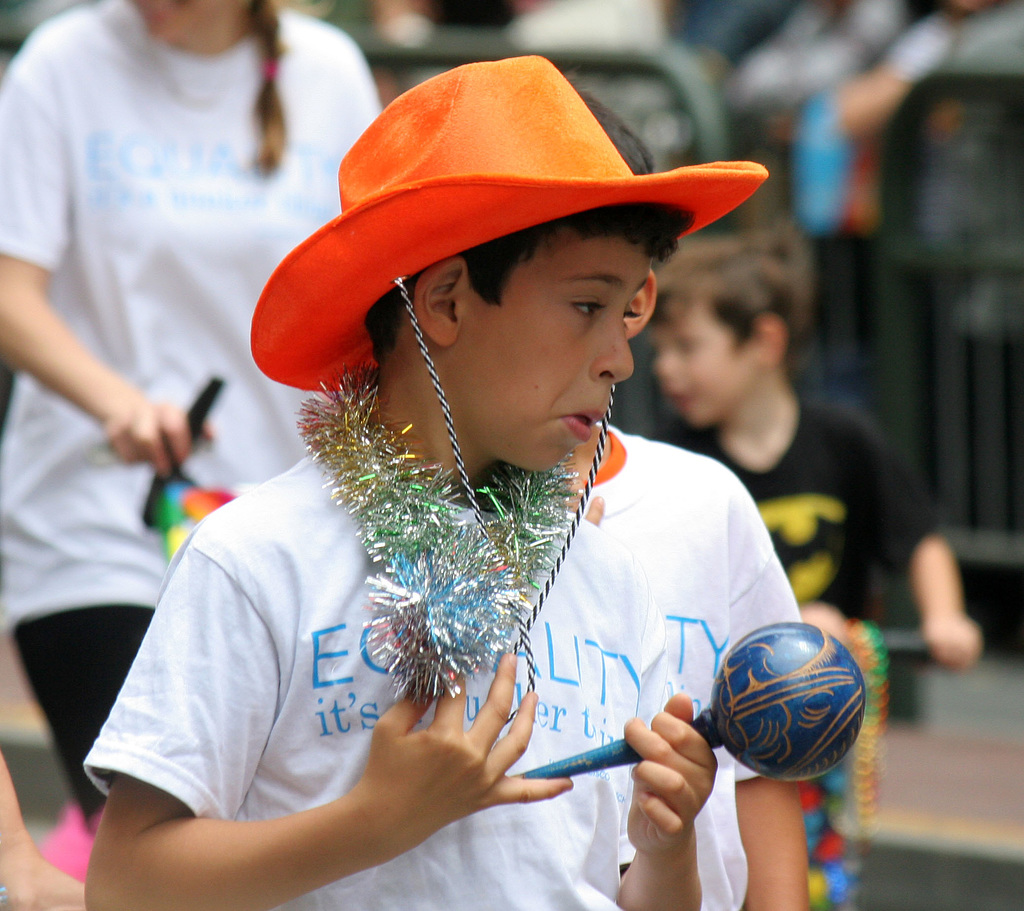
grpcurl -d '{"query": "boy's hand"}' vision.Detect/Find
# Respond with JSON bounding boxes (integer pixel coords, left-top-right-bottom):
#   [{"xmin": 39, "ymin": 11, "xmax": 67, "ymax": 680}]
[
  {"xmin": 350, "ymin": 655, "xmax": 571, "ymax": 857},
  {"xmin": 922, "ymin": 612, "xmax": 983, "ymax": 671},
  {"xmin": 623, "ymin": 692, "xmax": 716, "ymax": 857}
]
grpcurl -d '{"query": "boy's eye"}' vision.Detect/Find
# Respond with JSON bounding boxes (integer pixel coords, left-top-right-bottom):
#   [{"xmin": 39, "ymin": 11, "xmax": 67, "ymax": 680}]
[{"xmin": 574, "ymin": 300, "xmax": 603, "ymax": 315}]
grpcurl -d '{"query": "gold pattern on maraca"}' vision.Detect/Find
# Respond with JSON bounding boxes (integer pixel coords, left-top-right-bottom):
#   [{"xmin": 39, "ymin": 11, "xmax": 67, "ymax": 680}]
[{"xmin": 717, "ymin": 632, "xmax": 866, "ymax": 779}]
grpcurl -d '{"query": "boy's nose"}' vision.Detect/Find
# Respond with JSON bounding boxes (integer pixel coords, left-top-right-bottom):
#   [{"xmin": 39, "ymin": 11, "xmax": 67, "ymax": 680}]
[{"xmin": 595, "ymin": 330, "xmax": 634, "ymax": 384}]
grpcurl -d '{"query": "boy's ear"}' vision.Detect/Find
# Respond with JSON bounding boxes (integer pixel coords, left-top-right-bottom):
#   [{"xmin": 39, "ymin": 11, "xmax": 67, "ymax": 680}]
[
  {"xmin": 752, "ymin": 312, "xmax": 790, "ymax": 368},
  {"xmin": 625, "ymin": 271, "xmax": 657, "ymax": 340},
  {"xmin": 412, "ymin": 256, "xmax": 472, "ymax": 348}
]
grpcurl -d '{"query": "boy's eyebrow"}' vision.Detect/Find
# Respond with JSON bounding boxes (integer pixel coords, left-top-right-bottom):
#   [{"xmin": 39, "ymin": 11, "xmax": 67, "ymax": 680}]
[{"xmin": 563, "ymin": 272, "xmax": 649, "ymax": 294}]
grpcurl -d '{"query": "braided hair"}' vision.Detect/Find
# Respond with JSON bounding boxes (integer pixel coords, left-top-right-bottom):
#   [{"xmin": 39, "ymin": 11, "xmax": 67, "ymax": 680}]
[{"xmin": 250, "ymin": 0, "xmax": 286, "ymax": 174}]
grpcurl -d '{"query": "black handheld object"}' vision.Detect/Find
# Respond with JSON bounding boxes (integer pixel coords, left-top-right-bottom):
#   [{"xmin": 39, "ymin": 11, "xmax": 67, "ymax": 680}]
[
  {"xmin": 523, "ymin": 622, "xmax": 866, "ymax": 781},
  {"xmin": 142, "ymin": 378, "xmax": 224, "ymax": 528}
]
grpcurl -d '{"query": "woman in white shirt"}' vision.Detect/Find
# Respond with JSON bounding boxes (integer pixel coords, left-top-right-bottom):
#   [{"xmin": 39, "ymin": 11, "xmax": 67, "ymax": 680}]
[{"xmin": 0, "ymin": 0, "xmax": 379, "ymax": 877}]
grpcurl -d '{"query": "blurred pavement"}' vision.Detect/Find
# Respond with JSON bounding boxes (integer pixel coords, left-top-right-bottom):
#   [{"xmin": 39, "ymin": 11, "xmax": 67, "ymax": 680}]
[{"xmin": 859, "ymin": 656, "xmax": 1024, "ymax": 911}]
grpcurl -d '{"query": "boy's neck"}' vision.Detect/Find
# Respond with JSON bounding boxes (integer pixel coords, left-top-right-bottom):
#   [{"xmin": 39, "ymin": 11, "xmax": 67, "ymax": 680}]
[
  {"xmin": 716, "ymin": 375, "xmax": 799, "ymax": 473},
  {"xmin": 377, "ymin": 348, "xmax": 455, "ymax": 461}
]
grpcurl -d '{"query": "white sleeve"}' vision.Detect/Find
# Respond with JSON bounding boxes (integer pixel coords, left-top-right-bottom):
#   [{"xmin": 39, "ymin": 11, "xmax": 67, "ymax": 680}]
[
  {"xmin": 727, "ymin": 477, "xmax": 802, "ymax": 636},
  {"xmin": 0, "ymin": 48, "xmax": 71, "ymax": 268},
  {"xmin": 885, "ymin": 13, "xmax": 956, "ymax": 82},
  {"xmin": 86, "ymin": 543, "xmax": 281, "ymax": 818},
  {"xmin": 723, "ymin": 477, "xmax": 802, "ymax": 783}
]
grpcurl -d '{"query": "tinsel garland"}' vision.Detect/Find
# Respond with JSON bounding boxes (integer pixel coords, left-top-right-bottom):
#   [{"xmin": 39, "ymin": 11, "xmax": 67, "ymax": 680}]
[{"xmin": 299, "ymin": 367, "xmax": 576, "ymax": 702}]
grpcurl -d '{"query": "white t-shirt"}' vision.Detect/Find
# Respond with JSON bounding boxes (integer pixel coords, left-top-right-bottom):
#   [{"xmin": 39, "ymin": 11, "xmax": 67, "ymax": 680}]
[
  {"xmin": 0, "ymin": 0, "xmax": 380, "ymax": 624},
  {"xmin": 87, "ymin": 457, "xmax": 669, "ymax": 910},
  {"xmin": 884, "ymin": 12, "xmax": 955, "ymax": 82},
  {"xmin": 594, "ymin": 430, "xmax": 801, "ymax": 911}
]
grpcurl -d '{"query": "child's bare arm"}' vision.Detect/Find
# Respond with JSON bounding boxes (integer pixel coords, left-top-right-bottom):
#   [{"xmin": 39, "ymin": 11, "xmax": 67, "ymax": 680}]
[
  {"xmin": 616, "ymin": 693, "xmax": 716, "ymax": 911},
  {"xmin": 835, "ymin": 64, "xmax": 912, "ymax": 142},
  {"xmin": 909, "ymin": 533, "xmax": 983, "ymax": 670},
  {"xmin": 736, "ymin": 776, "xmax": 809, "ymax": 911},
  {"xmin": 86, "ymin": 655, "xmax": 571, "ymax": 911}
]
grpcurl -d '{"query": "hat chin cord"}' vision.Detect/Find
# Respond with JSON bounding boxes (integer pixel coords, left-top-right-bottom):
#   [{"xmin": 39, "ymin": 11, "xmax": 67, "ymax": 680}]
[{"xmin": 394, "ymin": 277, "xmax": 613, "ymax": 695}]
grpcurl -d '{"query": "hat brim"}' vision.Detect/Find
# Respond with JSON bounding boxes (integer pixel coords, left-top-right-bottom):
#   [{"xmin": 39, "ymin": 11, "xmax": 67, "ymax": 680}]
[{"xmin": 252, "ymin": 160, "xmax": 767, "ymax": 390}]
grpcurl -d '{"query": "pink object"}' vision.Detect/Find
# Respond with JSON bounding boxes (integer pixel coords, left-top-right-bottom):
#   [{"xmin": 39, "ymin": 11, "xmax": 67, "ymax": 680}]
[{"xmin": 40, "ymin": 802, "xmax": 100, "ymax": 882}]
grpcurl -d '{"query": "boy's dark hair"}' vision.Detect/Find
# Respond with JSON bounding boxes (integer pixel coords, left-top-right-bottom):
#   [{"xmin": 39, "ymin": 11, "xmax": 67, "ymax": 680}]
[
  {"xmin": 366, "ymin": 203, "xmax": 691, "ymax": 363},
  {"xmin": 652, "ymin": 222, "xmax": 817, "ymax": 374},
  {"xmin": 573, "ymin": 85, "xmax": 656, "ymax": 177}
]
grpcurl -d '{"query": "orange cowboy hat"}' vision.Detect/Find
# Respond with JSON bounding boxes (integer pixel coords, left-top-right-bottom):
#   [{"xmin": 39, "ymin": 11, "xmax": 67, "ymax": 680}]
[{"xmin": 252, "ymin": 55, "xmax": 767, "ymax": 390}]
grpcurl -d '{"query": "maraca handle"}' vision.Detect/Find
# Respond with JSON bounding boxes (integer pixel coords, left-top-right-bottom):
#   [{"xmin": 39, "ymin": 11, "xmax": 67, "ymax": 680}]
[
  {"xmin": 521, "ymin": 739, "xmax": 640, "ymax": 779},
  {"xmin": 689, "ymin": 706, "xmax": 721, "ymax": 749},
  {"xmin": 521, "ymin": 707, "xmax": 721, "ymax": 779}
]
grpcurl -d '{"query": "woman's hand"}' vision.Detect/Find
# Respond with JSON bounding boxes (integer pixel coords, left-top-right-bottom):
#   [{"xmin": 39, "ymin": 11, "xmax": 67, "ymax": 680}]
[
  {"xmin": 0, "ymin": 254, "xmax": 201, "ymax": 476},
  {"xmin": 102, "ymin": 392, "xmax": 194, "ymax": 477}
]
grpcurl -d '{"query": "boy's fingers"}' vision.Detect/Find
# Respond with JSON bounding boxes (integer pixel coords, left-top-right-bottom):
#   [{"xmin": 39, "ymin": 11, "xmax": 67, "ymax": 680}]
[
  {"xmin": 487, "ymin": 773, "xmax": 573, "ymax": 807},
  {"xmin": 377, "ymin": 696, "xmax": 432, "ymax": 735},
  {"xmin": 660, "ymin": 692, "xmax": 695, "ymax": 724},
  {"xmin": 486, "ymin": 690, "xmax": 539, "ymax": 772},
  {"xmin": 632, "ymin": 753, "xmax": 687, "ymax": 795},
  {"xmin": 626, "ymin": 711, "xmax": 712, "ymax": 772},
  {"xmin": 650, "ymin": 708, "xmax": 717, "ymax": 773},
  {"xmin": 467, "ymin": 654, "xmax": 519, "ymax": 747},
  {"xmin": 632, "ymin": 788, "xmax": 685, "ymax": 836},
  {"xmin": 584, "ymin": 495, "xmax": 605, "ymax": 526},
  {"xmin": 430, "ymin": 678, "xmax": 469, "ymax": 730},
  {"xmin": 624, "ymin": 717, "xmax": 674, "ymax": 767},
  {"xmin": 486, "ymin": 688, "xmax": 573, "ymax": 805}
]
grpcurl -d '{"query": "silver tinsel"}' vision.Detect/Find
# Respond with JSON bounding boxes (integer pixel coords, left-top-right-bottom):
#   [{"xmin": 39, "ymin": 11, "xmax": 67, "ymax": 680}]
[{"xmin": 300, "ymin": 368, "xmax": 575, "ymax": 702}]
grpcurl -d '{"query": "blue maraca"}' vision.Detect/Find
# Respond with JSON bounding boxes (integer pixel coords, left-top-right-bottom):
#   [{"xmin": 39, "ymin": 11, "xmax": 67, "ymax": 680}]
[{"xmin": 522, "ymin": 622, "xmax": 866, "ymax": 781}]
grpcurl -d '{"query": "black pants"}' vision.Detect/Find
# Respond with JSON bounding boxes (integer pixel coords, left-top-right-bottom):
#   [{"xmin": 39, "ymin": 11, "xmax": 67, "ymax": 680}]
[{"xmin": 15, "ymin": 604, "xmax": 154, "ymax": 816}]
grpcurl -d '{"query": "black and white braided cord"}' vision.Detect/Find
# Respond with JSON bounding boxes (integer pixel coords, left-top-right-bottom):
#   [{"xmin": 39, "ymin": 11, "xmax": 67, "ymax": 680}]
[
  {"xmin": 394, "ymin": 275, "xmax": 611, "ymax": 696},
  {"xmin": 513, "ymin": 390, "xmax": 613, "ymax": 693},
  {"xmin": 394, "ymin": 278, "xmax": 486, "ymax": 530}
]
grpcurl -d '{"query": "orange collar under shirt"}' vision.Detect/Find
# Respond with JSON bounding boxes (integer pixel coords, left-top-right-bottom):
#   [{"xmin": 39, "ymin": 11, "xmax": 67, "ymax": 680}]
[{"xmin": 594, "ymin": 430, "xmax": 626, "ymax": 486}]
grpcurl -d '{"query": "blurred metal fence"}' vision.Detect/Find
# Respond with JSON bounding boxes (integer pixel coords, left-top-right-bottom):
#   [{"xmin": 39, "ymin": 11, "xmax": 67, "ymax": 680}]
[
  {"xmin": 875, "ymin": 52, "xmax": 1024, "ymax": 595},
  {"xmin": 341, "ymin": 25, "xmax": 732, "ymax": 170}
]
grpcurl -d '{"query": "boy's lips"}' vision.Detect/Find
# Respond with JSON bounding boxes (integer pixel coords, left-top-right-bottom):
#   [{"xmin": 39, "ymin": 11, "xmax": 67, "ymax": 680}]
[{"xmin": 562, "ymin": 411, "xmax": 603, "ymax": 443}]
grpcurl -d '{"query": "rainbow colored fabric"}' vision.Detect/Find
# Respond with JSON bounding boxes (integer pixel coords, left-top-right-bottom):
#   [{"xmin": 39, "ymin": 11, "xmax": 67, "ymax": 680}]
[
  {"xmin": 802, "ymin": 764, "xmax": 858, "ymax": 911},
  {"xmin": 152, "ymin": 480, "xmax": 235, "ymax": 561}
]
